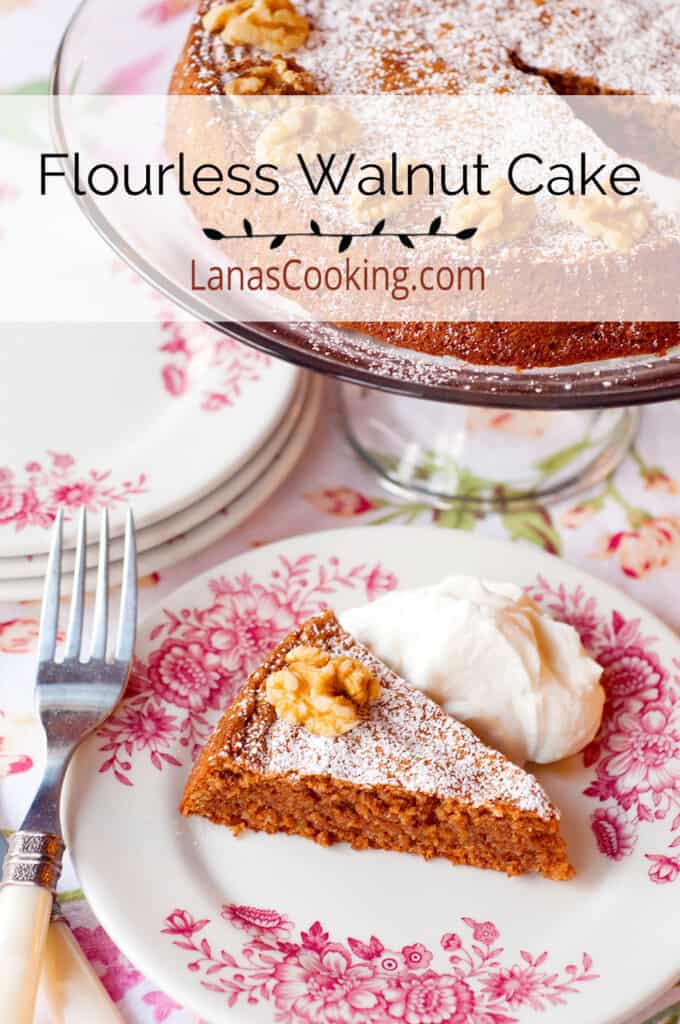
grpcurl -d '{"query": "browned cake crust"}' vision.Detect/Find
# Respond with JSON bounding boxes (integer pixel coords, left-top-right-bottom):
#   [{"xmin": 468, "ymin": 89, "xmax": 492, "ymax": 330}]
[
  {"xmin": 168, "ymin": 2, "xmax": 680, "ymax": 370},
  {"xmin": 181, "ymin": 610, "xmax": 573, "ymax": 880},
  {"xmin": 344, "ymin": 321, "xmax": 680, "ymax": 369}
]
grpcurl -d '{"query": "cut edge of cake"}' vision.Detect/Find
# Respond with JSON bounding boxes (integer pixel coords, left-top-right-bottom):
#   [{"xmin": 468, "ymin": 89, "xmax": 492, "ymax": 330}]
[{"xmin": 180, "ymin": 610, "xmax": 574, "ymax": 880}]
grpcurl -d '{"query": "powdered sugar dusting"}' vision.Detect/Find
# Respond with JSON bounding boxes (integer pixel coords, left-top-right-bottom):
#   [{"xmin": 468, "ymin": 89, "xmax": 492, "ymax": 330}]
[
  {"xmin": 228, "ymin": 613, "xmax": 557, "ymax": 820},
  {"xmin": 498, "ymin": 0, "xmax": 679, "ymax": 95},
  {"xmin": 185, "ymin": 0, "xmax": 679, "ymax": 96},
  {"xmin": 187, "ymin": 0, "xmax": 550, "ymax": 96}
]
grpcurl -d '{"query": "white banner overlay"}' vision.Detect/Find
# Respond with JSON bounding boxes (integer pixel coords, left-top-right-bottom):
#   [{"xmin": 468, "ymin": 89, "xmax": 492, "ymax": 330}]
[{"xmin": 1, "ymin": 94, "xmax": 680, "ymax": 323}]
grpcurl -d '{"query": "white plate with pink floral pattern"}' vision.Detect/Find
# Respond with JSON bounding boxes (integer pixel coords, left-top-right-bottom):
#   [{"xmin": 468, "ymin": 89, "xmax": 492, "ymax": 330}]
[
  {"xmin": 0, "ymin": 321, "xmax": 299, "ymax": 557},
  {"xmin": 0, "ymin": 377, "xmax": 322, "ymax": 601},
  {"xmin": 62, "ymin": 527, "xmax": 680, "ymax": 1024},
  {"xmin": 0, "ymin": 373, "xmax": 314, "ymax": 582}
]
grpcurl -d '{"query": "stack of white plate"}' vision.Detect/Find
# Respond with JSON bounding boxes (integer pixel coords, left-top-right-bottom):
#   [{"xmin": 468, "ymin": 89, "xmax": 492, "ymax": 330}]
[{"xmin": 0, "ymin": 323, "xmax": 321, "ymax": 601}]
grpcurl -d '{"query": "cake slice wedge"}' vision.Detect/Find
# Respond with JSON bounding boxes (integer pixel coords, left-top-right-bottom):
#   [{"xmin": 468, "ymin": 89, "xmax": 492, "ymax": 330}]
[{"xmin": 181, "ymin": 610, "xmax": 573, "ymax": 880}]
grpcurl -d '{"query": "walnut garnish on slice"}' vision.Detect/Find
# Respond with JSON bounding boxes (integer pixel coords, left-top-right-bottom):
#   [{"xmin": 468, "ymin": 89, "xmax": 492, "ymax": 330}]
[
  {"xmin": 265, "ymin": 645, "xmax": 381, "ymax": 737},
  {"xmin": 448, "ymin": 178, "xmax": 537, "ymax": 251},
  {"xmin": 203, "ymin": 0, "xmax": 310, "ymax": 55},
  {"xmin": 224, "ymin": 55, "xmax": 315, "ymax": 95},
  {"xmin": 557, "ymin": 193, "xmax": 650, "ymax": 251}
]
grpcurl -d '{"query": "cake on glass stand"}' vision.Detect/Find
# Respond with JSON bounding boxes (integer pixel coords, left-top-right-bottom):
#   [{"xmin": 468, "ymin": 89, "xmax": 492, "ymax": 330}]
[{"xmin": 51, "ymin": 0, "xmax": 680, "ymax": 508}]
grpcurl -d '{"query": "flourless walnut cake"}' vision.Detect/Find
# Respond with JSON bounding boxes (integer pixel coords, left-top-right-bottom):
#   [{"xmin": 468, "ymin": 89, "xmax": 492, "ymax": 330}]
[
  {"xmin": 170, "ymin": 0, "xmax": 680, "ymax": 369},
  {"xmin": 181, "ymin": 610, "xmax": 573, "ymax": 880}
]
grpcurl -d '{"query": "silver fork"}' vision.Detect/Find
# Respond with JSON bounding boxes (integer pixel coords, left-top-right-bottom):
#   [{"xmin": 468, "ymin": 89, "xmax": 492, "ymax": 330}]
[{"xmin": 0, "ymin": 506, "xmax": 137, "ymax": 1024}]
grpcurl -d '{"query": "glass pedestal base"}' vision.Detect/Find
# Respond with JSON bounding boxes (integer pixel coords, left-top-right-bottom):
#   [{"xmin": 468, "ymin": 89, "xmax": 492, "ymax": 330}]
[{"xmin": 340, "ymin": 385, "xmax": 640, "ymax": 508}]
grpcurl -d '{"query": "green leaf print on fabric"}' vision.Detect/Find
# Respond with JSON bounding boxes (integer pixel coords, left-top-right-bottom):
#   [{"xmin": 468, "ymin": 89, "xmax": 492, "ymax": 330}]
[
  {"xmin": 501, "ymin": 505, "xmax": 562, "ymax": 555},
  {"xmin": 534, "ymin": 439, "xmax": 593, "ymax": 477}
]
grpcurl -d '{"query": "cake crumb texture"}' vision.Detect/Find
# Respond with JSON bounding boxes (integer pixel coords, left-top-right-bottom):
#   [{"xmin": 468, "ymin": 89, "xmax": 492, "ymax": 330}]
[{"xmin": 181, "ymin": 610, "xmax": 574, "ymax": 880}]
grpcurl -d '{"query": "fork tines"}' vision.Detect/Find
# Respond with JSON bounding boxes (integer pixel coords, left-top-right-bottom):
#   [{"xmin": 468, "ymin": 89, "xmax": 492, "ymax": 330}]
[{"xmin": 39, "ymin": 507, "xmax": 137, "ymax": 666}]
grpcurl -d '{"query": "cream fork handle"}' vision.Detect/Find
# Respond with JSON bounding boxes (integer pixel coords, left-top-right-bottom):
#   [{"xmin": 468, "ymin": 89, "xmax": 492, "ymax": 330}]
[
  {"xmin": 0, "ymin": 883, "xmax": 52, "ymax": 1024},
  {"xmin": 42, "ymin": 918, "xmax": 125, "ymax": 1023}
]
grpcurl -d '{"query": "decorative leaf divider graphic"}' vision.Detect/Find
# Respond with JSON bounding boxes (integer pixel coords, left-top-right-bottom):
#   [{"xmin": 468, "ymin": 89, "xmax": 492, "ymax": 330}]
[{"xmin": 204, "ymin": 217, "xmax": 477, "ymax": 253}]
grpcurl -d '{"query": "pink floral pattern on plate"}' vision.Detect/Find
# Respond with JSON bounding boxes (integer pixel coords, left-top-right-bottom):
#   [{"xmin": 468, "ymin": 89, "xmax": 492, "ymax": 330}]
[
  {"xmin": 0, "ymin": 451, "xmax": 147, "ymax": 532},
  {"xmin": 161, "ymin": 905, "xmax": 598, "ymax": 1023},
  {"xmin": 97, "ymin": 554, "xmax": 398, "ymax": 785},
  {"xmin": 527, "ymin": 576, "xmax": 680, "ymax": 884},
  {"xmin": 99, "ymin": 556, "xmax": 680, "ymax": 886},
  {"xmin": 158, "ymin": 313, "xmax": 272, "ymax": 413},
  {"xmin": 0, "ymin": 618, "xmax": 40, "ymax": 654},
  {"xmin": 0, "ymin": 710, "xmax": 32, "ymax": 777}
]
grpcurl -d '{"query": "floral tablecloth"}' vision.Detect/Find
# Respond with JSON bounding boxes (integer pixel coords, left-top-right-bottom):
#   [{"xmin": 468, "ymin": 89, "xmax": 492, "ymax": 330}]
[{"xmin": 1, "ymin": 1, "xmax": 680, "ymax": 1022}]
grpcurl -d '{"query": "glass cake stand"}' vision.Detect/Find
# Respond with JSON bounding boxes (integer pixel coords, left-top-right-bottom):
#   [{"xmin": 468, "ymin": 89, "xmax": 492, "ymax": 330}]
[{"xmin": 51, "ymin": 0, "xmax": 680, "ymax": 507}]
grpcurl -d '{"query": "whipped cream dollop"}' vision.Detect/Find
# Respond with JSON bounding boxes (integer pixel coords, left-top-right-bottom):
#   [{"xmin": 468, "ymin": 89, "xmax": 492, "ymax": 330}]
[{"xmin": 340, "ymin": 576, "xmax": 604, "ymax": 765}]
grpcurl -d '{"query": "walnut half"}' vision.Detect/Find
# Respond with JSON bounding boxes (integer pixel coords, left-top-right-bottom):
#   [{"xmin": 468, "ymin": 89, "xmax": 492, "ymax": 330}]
[
  {"xmin": 449, "ymin": 178, "xmax": 537, "ymax": 252},
  {"xmin": 557, "ymin": 193, "xmax": 650, "ymax": 251},
  {"xmin": 203, "ymin": 0, "xmax": 310, "ymax": 55},
  {"xmin": 255, "ymin": 101, "xmax": 358, "ymax": 168},
  {"xmin": 224, "ymin": 55, "xmax": 315, "ymax": 95},
  {"xmin": 265, "ymin": 644, "xmax": 381, "ymax": 737}
]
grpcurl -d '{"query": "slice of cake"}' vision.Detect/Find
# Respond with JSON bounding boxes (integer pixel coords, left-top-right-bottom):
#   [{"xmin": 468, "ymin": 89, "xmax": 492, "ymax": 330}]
[{"xmin": 181, "ymin": 610, "xmax": 573, "ymax": 879}]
